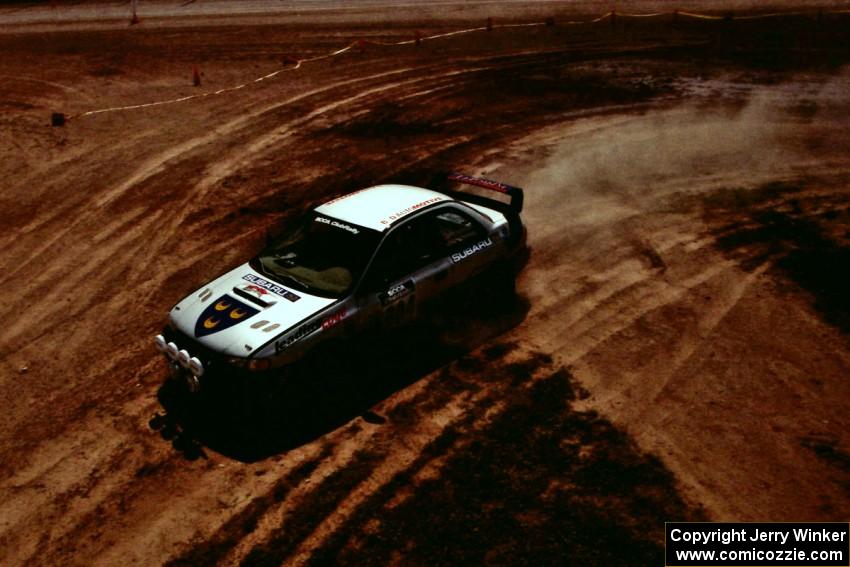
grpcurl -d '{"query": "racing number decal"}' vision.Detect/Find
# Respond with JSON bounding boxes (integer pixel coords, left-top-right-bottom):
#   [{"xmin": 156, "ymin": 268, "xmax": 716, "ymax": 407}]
[{"xmin": 379, "ymin": 280, "xmax": 415, "ymax": 326}]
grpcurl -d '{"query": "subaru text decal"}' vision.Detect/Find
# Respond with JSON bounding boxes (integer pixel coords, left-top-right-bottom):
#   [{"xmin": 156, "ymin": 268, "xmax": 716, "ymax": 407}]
[
  {"xmin": 242, "ymin": 274, "xmax": 300, "ymax": 302},
  {"xmin": 451, "ymin": 238, "xmax": 493, "ymax": 263},
  {"xmin": 194, "ymin": 295, "xmax": 259, "ymax": 338}
]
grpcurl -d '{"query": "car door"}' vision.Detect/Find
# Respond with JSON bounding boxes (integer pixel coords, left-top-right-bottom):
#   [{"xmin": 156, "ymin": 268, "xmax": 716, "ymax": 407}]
[
  {"xmin": 356, "ymin": 210, "xmax": 447, "ymax": 328},
  {"xmin": 430, "ymin": 206, "xmax": 493, "ymax": 287},
  {"xmin": 358, "ymin": 206, "xmax": 492, "ymax": 329}
]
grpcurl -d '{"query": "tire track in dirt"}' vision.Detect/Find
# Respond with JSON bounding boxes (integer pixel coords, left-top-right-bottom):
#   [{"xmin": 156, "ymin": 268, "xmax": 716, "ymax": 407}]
[
  {"xmin": 2, "ymin": 48, "xmax": 565, "ymax": 314},
  {"xmin": 4, "ymin": 45, "xmax": 575, "ymax": 269},
  {"xmin": 194, "ymin": 348, "xmax": 553, "ymax": 566},
  {"xmin": 465, "ymin": 83, "xmax": 850, "ymax": 522},
  {"xmin": 623, "ymin": 260, "xmax": 773, "ymax": 421},
  {"xmin": 0, "ymin": 66, "xmax": 423, "ymax": 285},
  {"xmin": 88, "ymin": 342, "xmax": 520, "ymax": 566}
]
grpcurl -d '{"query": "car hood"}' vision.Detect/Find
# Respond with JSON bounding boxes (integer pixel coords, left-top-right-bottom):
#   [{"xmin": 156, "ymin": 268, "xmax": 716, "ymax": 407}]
[{"xmin": 169, "ymin": 263, "xmax": 337, "ymax": 357}]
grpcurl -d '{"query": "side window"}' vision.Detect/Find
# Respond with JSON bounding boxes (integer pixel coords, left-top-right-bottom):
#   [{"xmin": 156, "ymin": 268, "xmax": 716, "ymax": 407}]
[
  {"xmin": 433, "ymin": 210, "xmax": 485, "ymax": 250},
  {"xmin": 366, "ymin": 208, "xmax": 486, "ymax": 287},
  {"xmin": 367, "ymin": 221, "xmax": 427, "ymax": 286}
]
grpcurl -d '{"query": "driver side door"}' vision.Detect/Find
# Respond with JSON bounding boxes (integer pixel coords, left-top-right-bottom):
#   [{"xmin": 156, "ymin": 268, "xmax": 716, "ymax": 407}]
[{"xmin": 359, "ymin": 210, "xmax": 454, "ymax": 329}]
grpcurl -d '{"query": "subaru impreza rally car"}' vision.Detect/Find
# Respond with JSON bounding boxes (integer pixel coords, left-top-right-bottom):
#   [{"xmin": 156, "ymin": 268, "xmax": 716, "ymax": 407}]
[{"xmin": 155, "ymin": 173, "xmax": 526, "ymax": 392}]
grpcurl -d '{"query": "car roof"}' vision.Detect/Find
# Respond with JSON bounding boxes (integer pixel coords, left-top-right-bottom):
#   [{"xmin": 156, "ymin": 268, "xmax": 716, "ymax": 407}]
[{"xmin": 314, "ymin": 184, "xmax": 452, "ymax": 232}]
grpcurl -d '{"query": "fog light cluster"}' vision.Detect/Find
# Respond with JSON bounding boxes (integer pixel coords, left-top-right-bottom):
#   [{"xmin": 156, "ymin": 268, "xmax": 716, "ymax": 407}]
[
  {"xmin": 154, "ymin": 335, "xmax": 179, "ymax": 360},
  {"xmin": 154, "ymin": 334, "xmax": 204, "ymax": 378},
  {"xmin": 177, "ymin": 349, "xmax": 190, "ymax": 367},
  {"xmin": 188, "ymin": 357, "xmax": 204, "ymax": 376}
]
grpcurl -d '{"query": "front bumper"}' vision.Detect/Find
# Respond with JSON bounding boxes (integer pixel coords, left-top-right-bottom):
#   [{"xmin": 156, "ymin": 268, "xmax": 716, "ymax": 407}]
[
  {"xmin": 155, "ymin": 333, "xmax": 205, "ymax": 392},
  {"xmin": 154, "ymin": 328, "xmax": 277, "ymax": 392}
]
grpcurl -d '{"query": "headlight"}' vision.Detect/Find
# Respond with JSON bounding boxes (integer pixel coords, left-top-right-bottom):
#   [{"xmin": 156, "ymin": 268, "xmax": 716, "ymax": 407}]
[
  {"xmin": 227, "ymin": 356, "xmax": 248, "ymax": 368},
  {"xmin": 166, "ymin": 342, "xmax": 179, "ymax": 360},
  {"xmin": 188, "ymin": 357, "xmax": 204, "ymax": 377},
  {"xmin": 177, "ymin": 349, "xmax": 191, "ymax": 368}
]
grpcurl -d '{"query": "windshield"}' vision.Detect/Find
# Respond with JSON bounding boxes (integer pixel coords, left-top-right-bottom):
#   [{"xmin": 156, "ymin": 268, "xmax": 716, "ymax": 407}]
[{"xmin": 251, "ymin": 213, "xmax": 381, "ymax": 298}]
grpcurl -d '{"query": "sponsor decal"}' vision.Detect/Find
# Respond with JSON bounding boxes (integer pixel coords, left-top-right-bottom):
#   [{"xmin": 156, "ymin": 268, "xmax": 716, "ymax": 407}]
[
  {"xmin": 235, "ymin": 283, "xmax": 275, "ymax": 304},
  {"xmin": 245, "ymin": 284, "xmax": 270, "ymax": 297},
  {"xmin": 379, "ymin": 196, "xmax": 446, "ymax": 225},
  {"xmin": 194, "ymin": 295, "xmax": 259, "ymax": 338},
  {"xmin": 451, "ymin": 238, "xmax": 493, "ymax": 263},
  {"xmin": 322, "ymin": 308, "xmax": 348, "ymax": 330},
  {"xmin": 321, "ymin": 187, "xmax": 369, "ymax": 207},
  {"xmin": 379, "ymin": 280, "xmax": 414, "ymax": 306},
  {"xmin": 315, "ymin": 216, "xmax": 360, "ymax": 235},
  {"xmin": 242, "ymin": 274, "xmax": 300, "ymax": 302},
  {"xmin": 448, "ymin": 172, "xmax": 516, "ymax": 194},
  {"xmin": 275, "ymin": 319, "xmax": 321, "ymax": 353}
]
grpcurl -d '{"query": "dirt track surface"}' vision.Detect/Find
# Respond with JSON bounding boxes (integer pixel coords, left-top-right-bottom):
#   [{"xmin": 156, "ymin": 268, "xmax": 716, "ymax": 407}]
[{"xmin": 2, "ymin": 2, "xmax": 850, "ymax": 565}]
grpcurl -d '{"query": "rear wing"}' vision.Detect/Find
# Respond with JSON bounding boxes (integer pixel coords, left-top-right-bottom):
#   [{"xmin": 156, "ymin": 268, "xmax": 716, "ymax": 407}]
[{"xmin": 444, "ymin": 172, "xmax": 524, "ymax": 214}]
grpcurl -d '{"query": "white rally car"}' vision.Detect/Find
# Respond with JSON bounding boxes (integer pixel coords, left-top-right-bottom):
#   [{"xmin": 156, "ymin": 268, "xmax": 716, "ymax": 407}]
[{"xmin": 155, "ymin": 173, "xmax": 527, "ymax": 392}]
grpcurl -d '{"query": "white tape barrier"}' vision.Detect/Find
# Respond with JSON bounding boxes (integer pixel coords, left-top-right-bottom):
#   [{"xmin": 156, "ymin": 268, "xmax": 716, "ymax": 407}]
[{"xmin": 67, "ymin": 8, "xmax": 848, "ymax": 120}]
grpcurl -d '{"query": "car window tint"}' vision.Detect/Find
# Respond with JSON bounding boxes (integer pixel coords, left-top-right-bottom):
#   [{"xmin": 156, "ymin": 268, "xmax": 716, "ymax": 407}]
[
  {"xmin": 433, "ymin": 210, "xmax": 484, "ymax": 249},
  {"xmin": 369, "ymin": 208, "xmax": 485, "ymax": 285},
  {"xmin": 371, "ymin": 219, "xmax": 433, "ymax": 283}
]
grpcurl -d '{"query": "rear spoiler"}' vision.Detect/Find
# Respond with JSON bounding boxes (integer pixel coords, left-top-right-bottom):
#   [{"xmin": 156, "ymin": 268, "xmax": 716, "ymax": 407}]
[{"xmin": 445, "ymin": 172, "xmax": 524, "ymax": 213}]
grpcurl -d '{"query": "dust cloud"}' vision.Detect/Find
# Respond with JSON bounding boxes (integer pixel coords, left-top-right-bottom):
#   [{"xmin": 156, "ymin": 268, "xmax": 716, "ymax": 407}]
[{"xmin": 516, "ymin": 70, "xmax": 850, "ymax": 237}]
